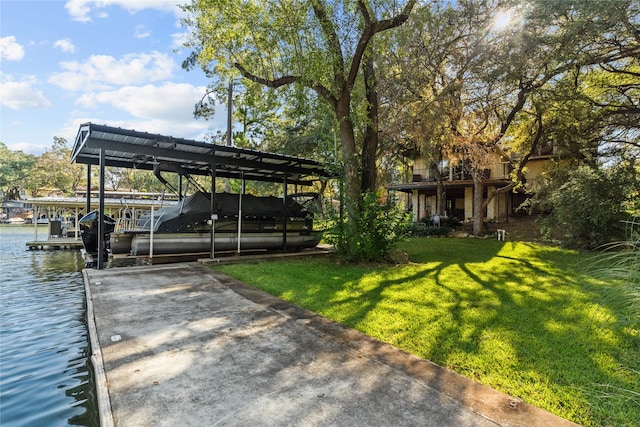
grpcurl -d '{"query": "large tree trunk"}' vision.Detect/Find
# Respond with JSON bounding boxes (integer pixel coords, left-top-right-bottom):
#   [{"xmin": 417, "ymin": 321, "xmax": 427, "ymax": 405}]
[
  {"xmin": 472, "ymin": 171, "xmax": 484, "ymax": 236},
  {"xmin": 431, "ymin": 163, "xmax": 446, "ymax": 216},
  {"xmin": 361, "ymin": 52, "xmax": 378, "ymax": 193},
  {"xmin": 336, "ymin": 93, "xmax": 362, "ymax": 221},
  {"xmin": 436, "ymin": 182, "xmax": 446, "ymax": 216}
]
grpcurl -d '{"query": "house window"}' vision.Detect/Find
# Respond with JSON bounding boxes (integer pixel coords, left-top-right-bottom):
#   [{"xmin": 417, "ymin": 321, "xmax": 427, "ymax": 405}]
[{"xmin": 501, "ymin": 163, "xmax": 510, "ymax": 179}]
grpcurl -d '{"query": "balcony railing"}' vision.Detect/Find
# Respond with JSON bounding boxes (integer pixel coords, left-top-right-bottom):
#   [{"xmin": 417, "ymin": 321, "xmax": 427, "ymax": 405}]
[{"xmin": 409, "ymin": 163, "xmax": 510, "ymax": 183}]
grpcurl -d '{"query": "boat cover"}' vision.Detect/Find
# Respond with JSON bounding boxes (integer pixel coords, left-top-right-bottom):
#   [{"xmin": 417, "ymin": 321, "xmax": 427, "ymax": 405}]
[{"xmin": 137, "ymin": 192, "xmax": 309, "ymax": 233}]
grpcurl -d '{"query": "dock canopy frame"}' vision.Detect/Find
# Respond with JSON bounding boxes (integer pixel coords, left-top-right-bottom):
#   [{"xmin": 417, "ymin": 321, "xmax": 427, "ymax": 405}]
[
  {"xmin": 70, "ymin": 123, "xmax": 334, "ymax": 269},
  {"xmin": 71, "ymin": 122, "xmax": 333, "ymax": 185}
]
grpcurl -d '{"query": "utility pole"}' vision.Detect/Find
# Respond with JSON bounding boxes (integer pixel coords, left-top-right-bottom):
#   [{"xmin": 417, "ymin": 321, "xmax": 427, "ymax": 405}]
[
  {"xmin": 225, "ymin": 79, "xmax": 233, "ymax": 193},
  {"xmin": 226, "ymin": 80, "xmax": 233, "ymax": 147}
]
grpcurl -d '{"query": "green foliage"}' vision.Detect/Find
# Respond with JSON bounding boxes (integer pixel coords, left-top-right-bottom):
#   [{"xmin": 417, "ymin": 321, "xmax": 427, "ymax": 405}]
[
  {"xmin": 213, "ymin": 239, "xmax": 640, "ymax": 426},
  {"xmin": 585, "ymin": 219, "xmax": 640, "ymax": 328},
  {"xmin": 324, "ymin": 191, "xmax": 409, "ymax": 262},
  {"xmin": 534, "ymin": 164, "xmax": 637, "ymax": 249},
  {"xmin": 0, "ymin": 142, "xmax": 36, "ymax": 199},
  {"xmin": 27, "ymin": 137, "xmax": 85, "ymax": 196},
  {"xmin": 406, "ymin": 221, "xmax": 452, "ymax": 237},
  {"xmin": 182, "ymin": 0, "xmax": 418, "ymax": 259},
  {"xmin": 181, "ymin": 0, "xmax": 639, "ymax": 256},
  {"xmin": 118, "ymin": 168, "xmax": 167, "ymax": 193}
]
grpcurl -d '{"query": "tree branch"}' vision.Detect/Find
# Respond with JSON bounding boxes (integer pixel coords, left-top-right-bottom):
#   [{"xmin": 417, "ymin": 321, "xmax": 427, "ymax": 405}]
[
  {"xmin": 234, "ymin": 63, "xmax": 336, "ymax": 105},
  {"xmin": 234, "ymin": 62, "xmax": 298, "ymax": 88},
  {"xmin": 357, "ymin": 0, "xmax": 372, "ymax": 26},
  {"xmin": 347, "ymin": 0, "xmax": 417, "ymax": 89},
  {"xmin": 310, "ymin": 0, "xmax": 346, "ymax": 90}
]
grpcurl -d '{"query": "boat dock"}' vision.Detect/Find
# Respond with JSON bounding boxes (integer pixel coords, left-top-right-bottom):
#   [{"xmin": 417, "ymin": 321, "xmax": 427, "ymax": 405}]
[
  {"xmin": 83, "ymin": 262, "xmax": 577, "ymax": 427},
  {"xmin": 26, "ymin": 237, "xmax": 84, "ymax": 250}
]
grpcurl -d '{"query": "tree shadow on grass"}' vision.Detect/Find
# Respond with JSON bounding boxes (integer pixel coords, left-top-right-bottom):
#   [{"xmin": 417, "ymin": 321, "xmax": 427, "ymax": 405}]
[
  {"xmin": 326, "ymin": 239, "xmax": 639, "ymax": 426},
  {"xmin": 216, "ymin": 239, "xmax": 639, "ymax": 425}
]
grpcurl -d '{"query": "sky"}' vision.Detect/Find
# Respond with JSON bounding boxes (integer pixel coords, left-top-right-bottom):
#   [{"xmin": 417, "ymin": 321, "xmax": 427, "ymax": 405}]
[{"xmin": 1, "ymin": 0, "xmax": 226, "ymax": 156}]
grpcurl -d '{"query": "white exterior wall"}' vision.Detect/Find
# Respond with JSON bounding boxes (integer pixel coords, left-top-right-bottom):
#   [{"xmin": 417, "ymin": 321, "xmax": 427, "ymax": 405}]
[
  {"xmin": 522, "ymin": 158, "xmax": 549, "ymax": 190},
  {"xmin": 413, "ymin": 158, "xmax": 428, "ymax": 181},
  {"xmin": 486, "ymin": 187, "xmax": 511, "ymax": 221}
]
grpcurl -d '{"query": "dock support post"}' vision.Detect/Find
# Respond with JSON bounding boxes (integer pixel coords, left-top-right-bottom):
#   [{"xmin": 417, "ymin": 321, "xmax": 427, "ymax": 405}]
[
  {"xmin": 86, "ymin": 164, "xmax": 91, "ymax": 218},
  {"xmin": 210, "ymin": 162, "xmax": 216, "ymax": 259},
  {"xmin": 282, "ymin": 175, "xmax": 288, "ymax": 252},
  {"xmin": 237, "ymin": 174, "xmax": 244, "ymax": 254},
  {"xmin": 97, "ymin": 149, "xmax": 105, "ymax": 270},
  {"xmin": 33, "ymin": 204, "xmax": 38, "ymax": 242},
  {"xmin": 149, "ymin": 206, "xmax": 154, "ymax": 260},
  {"xmin": 75, "ymin": 206, "xmax": 79, "ymax": 240}
]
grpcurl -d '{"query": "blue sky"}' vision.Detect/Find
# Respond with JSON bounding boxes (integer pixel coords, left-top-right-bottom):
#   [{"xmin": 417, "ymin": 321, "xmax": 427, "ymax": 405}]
[{"xmin": 1, "ymin": 0, "xmax": 225, "ymax": 155}]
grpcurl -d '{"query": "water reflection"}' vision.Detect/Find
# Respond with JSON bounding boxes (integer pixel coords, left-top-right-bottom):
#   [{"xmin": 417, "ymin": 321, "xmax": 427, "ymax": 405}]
[{"xmin": 0, "ymin": 226, "xmax": 98, "ymax": 426}]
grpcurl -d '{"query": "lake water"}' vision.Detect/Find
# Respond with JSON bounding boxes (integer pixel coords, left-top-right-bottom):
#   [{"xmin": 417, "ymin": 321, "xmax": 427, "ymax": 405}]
[{"xmin": 0, "ymin": 225, "xmax": 99, "ymax": 426}]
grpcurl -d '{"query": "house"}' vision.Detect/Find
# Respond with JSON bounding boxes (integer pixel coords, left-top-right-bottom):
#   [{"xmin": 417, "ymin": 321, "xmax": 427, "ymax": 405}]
[{"xmin": 389, "ymin": 150, "xmax": 555, "ymax": 223}]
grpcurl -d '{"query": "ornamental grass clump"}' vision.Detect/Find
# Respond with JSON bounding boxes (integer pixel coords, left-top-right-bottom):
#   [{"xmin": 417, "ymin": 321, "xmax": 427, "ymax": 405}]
[
  {"xmin": 585, "ymin": 219, "xmax": 640, "ymax": 327},
  {"xmin": 575, "ymin": 219, "xmax": 640, "ymax": 422}
]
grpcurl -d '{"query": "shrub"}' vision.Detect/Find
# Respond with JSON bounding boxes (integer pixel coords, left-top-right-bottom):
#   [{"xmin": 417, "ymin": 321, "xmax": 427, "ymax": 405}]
[
  {"xmin": 533, "ymin": 164, "xmax": 634, "ymax": 249},
  {"xmin": 323, "ymin": 191, "xmax": 409, "ymax": 262},
  {"xmin": 407, "ymin": 222, "xmax": 452, "ymax": 237}
]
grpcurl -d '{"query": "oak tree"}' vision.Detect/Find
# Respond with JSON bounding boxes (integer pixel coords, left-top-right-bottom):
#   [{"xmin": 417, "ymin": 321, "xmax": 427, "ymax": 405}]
[{"xmin": 182, "ymin": 0, "xmax": 417, "ymax": 256}]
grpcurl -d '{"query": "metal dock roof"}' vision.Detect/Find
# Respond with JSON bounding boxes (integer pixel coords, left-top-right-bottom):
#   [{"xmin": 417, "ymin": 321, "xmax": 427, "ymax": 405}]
[{"xmin": 71, "ymin": 123, "xmax": 334, "ymax": 186}]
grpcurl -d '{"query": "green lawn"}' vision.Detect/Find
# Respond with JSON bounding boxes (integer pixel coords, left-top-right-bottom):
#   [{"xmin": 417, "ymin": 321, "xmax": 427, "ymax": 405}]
[{"xmin": 211, "ymin": 238, "xmax": 640, "ymax": 426}]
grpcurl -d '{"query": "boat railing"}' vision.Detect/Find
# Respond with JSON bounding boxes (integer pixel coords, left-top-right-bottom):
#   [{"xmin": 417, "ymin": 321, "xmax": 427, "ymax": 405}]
[
  {"xmin": 134, "ymin": 209, "xmax": 168, "ymax": 232},
  {"xmin": 114, "ymin": 205, "xmax": 154, "ymax": 232},
  {"xmin": 114, "ymin": 216, "xmax": 134, "ymax": 232}
]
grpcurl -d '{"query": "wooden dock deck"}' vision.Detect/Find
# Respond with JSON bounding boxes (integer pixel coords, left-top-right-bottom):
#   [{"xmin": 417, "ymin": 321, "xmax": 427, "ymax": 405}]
[{"xmin": 26, "ymin": 237, "xmax": 84, "ymax": 250}]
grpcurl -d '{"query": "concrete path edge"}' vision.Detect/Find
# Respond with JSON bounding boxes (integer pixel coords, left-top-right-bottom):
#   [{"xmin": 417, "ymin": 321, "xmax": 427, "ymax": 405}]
[{"xmin": 83, "ymin": 268, "xmax": 115, "ymax": 427}]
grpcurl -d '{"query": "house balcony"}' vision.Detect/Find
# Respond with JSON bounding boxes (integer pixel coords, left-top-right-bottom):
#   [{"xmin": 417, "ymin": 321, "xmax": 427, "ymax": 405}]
[{"xmin": 408, "ymin": 163, "xmax": 511, "ymax": 185}]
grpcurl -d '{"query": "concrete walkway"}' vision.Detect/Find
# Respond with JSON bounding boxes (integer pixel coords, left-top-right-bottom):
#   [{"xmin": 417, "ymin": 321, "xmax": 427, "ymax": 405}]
[{"xmin": 84, "ymin": 263, "xmax": 578, "ymax": 427}]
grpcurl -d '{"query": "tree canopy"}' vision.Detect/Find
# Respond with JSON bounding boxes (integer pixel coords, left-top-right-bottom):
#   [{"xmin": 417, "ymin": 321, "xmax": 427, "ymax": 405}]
[
  {"xmin": 0, "ymin": 142, "xmax": 36, "ymax": 200},
  {"xmin": 378, "ymin": 0, "xmax": 639, "ymax": 235},
  {"xmin": 182, "ymin": 0, "xmax": 418, "ymax": 258},
  {"xmin": 179, "ymin": 0, "xmax": 639, "ymax": 252},
  {"xmin": 0, "ymin": 138, "xmax": 170, "ymax": 200}
]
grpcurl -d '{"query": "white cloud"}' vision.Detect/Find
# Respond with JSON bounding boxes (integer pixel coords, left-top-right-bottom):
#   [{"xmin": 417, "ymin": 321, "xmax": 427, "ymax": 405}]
[
  {"xmin": 65, "ymin": 0, "xmax": 181, "ymax": 22},
  {"xmin": 4, "ymin": 141, "xmax": 50, "ymax": 156},
  {"xmin": 77, "ymin": 82, "xmax": 206, "ymax": 121},
  {"xmin": 129, "ymin": 118, "xmax": 213, "ymax": 141},
  {"xmin": 68, "ymin": 82, "xmax": 226, "ymax": 139},
  {"xmin": 64, "ymin": 0, "xmax": 92, "ymax": 22},
  {"xmin": 49, "ymin": 52, "xmax": 176, "ymax": 91},
  {"xmin": 1, "ymin": 36, "xmax": 25, "ymax": 61},
  {"xmin": 171, "ymin": 32, "xmax": 189, "ymax": 51},
  {"xmin": 53, "ymin": 38, "xmax": 76, "ymax": 53},
  {"xmin": 0, "ymin": 75, "xmax": 52, "ymax": 110},
  {"xmin": 134, "ymin": 25, "xmax": 151, "ymax": 39},
  {"xmin": 59, "ymin": 114, "xmax": 216, "ymax": 147}
]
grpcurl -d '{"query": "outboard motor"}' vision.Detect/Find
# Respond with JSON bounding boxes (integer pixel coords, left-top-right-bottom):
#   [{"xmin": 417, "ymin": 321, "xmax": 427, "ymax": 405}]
[{"xmin": 78, "ymin": 210, "xmax": 116, "ymax": 257}]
